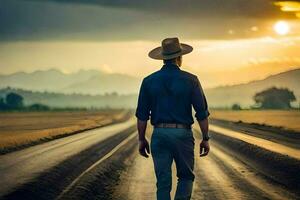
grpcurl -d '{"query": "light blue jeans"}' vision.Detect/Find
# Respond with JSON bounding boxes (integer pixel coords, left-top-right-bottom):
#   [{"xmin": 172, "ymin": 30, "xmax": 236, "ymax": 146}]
[{"xmin": 151, "ymin": 127, "xmax": 195, "ymax": 200}]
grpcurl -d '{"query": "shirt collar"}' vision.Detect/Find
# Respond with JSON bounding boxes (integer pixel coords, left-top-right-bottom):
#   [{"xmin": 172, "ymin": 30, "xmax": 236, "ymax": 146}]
[{"xmin": 161, "ymin": 63, "xmax": 180, "ymax": 71}]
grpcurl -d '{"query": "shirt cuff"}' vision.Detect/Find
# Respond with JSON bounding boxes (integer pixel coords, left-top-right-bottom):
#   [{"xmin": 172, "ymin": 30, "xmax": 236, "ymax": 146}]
[
  {"xmin": 135, "ymin": 111, "xmax": 149, "ymax": 121},
  {"xmin": 195, "ymin": 110, "xmax": 210, "ymax": 121}
]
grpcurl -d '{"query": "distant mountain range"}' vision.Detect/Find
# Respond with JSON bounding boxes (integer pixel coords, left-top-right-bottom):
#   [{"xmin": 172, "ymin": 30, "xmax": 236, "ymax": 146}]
[
  {"xmin": 0, "ymin": 69, "xmax": 141, "ymax": 95},
  {"xmin": 0, "ymin": 68, "xmax": 299, "ymax": 108}
]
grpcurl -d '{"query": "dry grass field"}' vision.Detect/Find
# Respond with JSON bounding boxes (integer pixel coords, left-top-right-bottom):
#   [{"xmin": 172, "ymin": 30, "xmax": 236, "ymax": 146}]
[
  {"xmin": 0, "ymin": 110, "xmax": 129, "ymax": 152},
  {"xmin": 210, "ymin": 110, "xmax": 300, "ymax": 132}
]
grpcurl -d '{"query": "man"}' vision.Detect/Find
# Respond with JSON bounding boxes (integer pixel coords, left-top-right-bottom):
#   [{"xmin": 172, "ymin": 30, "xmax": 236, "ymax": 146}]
[{"xmin": 135, "ymin": 37, "xmax": 210, "ymax": 200}]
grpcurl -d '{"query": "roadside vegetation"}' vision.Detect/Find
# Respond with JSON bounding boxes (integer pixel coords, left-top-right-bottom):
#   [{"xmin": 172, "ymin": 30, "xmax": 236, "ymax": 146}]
[
  {"xmin": 0, "ymin": 92, "xmax": 134, "ymax": 154},
  {"xmin": 210, "ymin": 110, "xmax": 300, "ymax": 132},
  {"xmin": 0, "ymin": 110, "xmax": 131, "ymax": 154}
]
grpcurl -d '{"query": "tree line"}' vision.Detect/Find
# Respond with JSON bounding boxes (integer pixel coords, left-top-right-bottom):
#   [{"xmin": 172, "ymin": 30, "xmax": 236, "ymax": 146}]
[
  {"xmin": 0, "ymin": 92, "xmax": 51, "ymax": 111},
  {"xmin": 0, "ymin": 92, "xmax": 114, "ymax": 111},
  {"xmin": 0, "ymin": 87, "xmax": 298, "ymax": 111}
]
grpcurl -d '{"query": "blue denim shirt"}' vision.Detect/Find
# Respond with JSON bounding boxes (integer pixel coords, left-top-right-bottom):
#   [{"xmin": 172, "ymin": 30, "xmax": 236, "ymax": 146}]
[{"xmin": 135, "ymin": 63, "xmax": 210, "ymax": 125}]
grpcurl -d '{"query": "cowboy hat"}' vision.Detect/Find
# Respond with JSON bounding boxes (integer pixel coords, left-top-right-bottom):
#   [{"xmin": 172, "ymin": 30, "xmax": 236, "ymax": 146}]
[{"xmin": 148, "ymin": 37, "xmax": 193, "ymax": 60}]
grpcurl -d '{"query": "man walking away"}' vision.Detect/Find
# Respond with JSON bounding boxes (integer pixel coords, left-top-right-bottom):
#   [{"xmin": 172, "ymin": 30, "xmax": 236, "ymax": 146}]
[{"xmin": 136, "ymin": 37, "xmax": 210, "ymax": 200}]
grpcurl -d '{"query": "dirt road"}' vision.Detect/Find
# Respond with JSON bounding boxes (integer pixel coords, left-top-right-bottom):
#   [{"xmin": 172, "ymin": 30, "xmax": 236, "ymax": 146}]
[
  {"xmin": 0, "ymin": 118, "xmax": 135, "ymax": 197},
  {"xmin": 116, "ymin": 136, "xmax": 298, "ymax": 200},
  {"xmin": 1, "ymin": 118, "xmax": 299, "ymax": 200}
]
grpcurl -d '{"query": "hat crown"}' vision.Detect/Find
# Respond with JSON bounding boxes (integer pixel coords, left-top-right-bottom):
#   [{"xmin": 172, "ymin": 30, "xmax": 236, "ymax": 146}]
[{"xmin": 162, "ymin": 38, "xmax": 182, "ymax": 56}]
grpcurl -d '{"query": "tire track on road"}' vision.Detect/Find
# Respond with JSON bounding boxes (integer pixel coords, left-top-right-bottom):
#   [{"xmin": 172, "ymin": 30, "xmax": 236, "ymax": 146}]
[
  {"xmin": 193, "ymin": 143, "xmax": 250, "ymax": 200},
  {"xmin": 56, "ymin": 132, "xmax": 137, "ymax": 199}
]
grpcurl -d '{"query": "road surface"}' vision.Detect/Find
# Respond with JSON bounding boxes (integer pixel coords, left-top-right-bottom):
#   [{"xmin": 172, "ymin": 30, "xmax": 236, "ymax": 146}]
[
  {"xmin": 0, "ymin": 118, "xmax": 135, "ymax": 197},
  {"xmin": 115, "ymin": 131, "xmax": 299, "ymax": 200},
  {"xmin": 115, "ymin": 124, "xmax": 300, "ymax": 200},
  {"xmin": 0, "ymin": 118, "xmax": 299, "ymax": 200}
]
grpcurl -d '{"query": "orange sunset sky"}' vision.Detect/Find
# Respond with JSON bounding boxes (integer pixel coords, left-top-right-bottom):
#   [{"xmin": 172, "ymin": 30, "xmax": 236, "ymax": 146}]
[{"xmin": 1, "ymin": 0, "xmax": 300, "ymax": 88}]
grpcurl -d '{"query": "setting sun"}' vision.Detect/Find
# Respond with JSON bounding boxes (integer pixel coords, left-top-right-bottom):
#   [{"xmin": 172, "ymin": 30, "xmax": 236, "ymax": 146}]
[{"xmin": 274, "ymin": 21, "xmax": 290, "ymax": 35}]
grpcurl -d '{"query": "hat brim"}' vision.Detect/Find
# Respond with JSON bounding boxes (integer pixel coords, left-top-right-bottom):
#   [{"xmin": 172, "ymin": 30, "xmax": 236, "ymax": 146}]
[{"xmin": 148, "ymin": 43, "xmax": 193, "ymax": 60}]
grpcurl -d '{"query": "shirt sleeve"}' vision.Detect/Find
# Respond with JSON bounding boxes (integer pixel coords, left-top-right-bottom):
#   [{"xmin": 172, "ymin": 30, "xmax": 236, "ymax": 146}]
[
  {"xmin": 191, "ymin": 76, "xmax": 210, "ymax": 121},
  {"xmin": 135, "ymin": 79, "xmax": 151, "ymax": 121}
]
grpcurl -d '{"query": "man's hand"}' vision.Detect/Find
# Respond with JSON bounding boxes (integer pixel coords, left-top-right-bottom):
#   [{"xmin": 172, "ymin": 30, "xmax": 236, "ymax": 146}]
[
  {"xmin": 139, "ymin": 139, "xmax": 150, "ymax": 158},
  {"xmin": 200, "ymin": 140, "xmax": 210, "ymax": 157}
]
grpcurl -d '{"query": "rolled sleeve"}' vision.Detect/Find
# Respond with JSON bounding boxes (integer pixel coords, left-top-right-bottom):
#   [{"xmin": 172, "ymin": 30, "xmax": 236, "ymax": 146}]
[
  {"xmin": 135, "ymin": 79, "xmax": 151, "ymax": 121},
  {"xmin": 191, "ymin": 77, "xmax": 210, "ymax": 121}
]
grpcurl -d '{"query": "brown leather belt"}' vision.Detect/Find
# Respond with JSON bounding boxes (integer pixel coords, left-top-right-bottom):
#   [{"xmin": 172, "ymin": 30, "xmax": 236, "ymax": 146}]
[{"xmin": 154, "ymin": 123, "xmax": 191, "ymax": 129}]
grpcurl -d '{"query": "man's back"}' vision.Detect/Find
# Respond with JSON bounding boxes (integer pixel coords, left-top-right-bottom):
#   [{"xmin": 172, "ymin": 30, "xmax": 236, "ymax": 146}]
[{"xmin": 136, "ymin": 63, "xmax": 209, "ymax": 126}]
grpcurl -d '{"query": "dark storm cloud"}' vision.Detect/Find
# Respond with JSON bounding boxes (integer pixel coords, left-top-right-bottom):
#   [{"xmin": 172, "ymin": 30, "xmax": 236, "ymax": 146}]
[
  {"xmin": 0, "ymin": 0, "xmax": 148, "ymax": 40},
  {"xmin": 0, "ymin": 0, "xmax": 295, "ymax": 41},
  {"xmin": 24, "ymin": 0, "xmax": 288, "ymax": 18}
]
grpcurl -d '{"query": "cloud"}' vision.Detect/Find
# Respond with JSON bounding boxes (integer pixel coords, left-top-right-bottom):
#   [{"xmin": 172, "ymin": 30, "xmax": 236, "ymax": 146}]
[
  {"xmin": 24, "ymin": 0, "xmax": 291, "ymax": 18},
  {"xmin": 0, "ymin": 0, "xmax": 296, "ymax": 41},
  {"xmin": 274, "ymin": 1, "xmax": 300, "ymax": 18}
]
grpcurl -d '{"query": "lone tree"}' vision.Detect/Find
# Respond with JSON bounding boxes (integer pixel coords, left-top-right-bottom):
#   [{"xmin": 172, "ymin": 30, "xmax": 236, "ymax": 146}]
[
  {"xmin": 254, "ymin": 87, "xmax": 296, "ymax": 109},
  {"xmin": 5, "ymin": 92, "xmax": 24, "ymax": 109}
]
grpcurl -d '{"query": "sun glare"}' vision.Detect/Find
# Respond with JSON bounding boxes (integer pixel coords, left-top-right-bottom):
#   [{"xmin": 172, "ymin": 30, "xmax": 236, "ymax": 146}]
[{"xmin": 274, "ymin": 21, "xmax": 290, "ymax": 35}]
